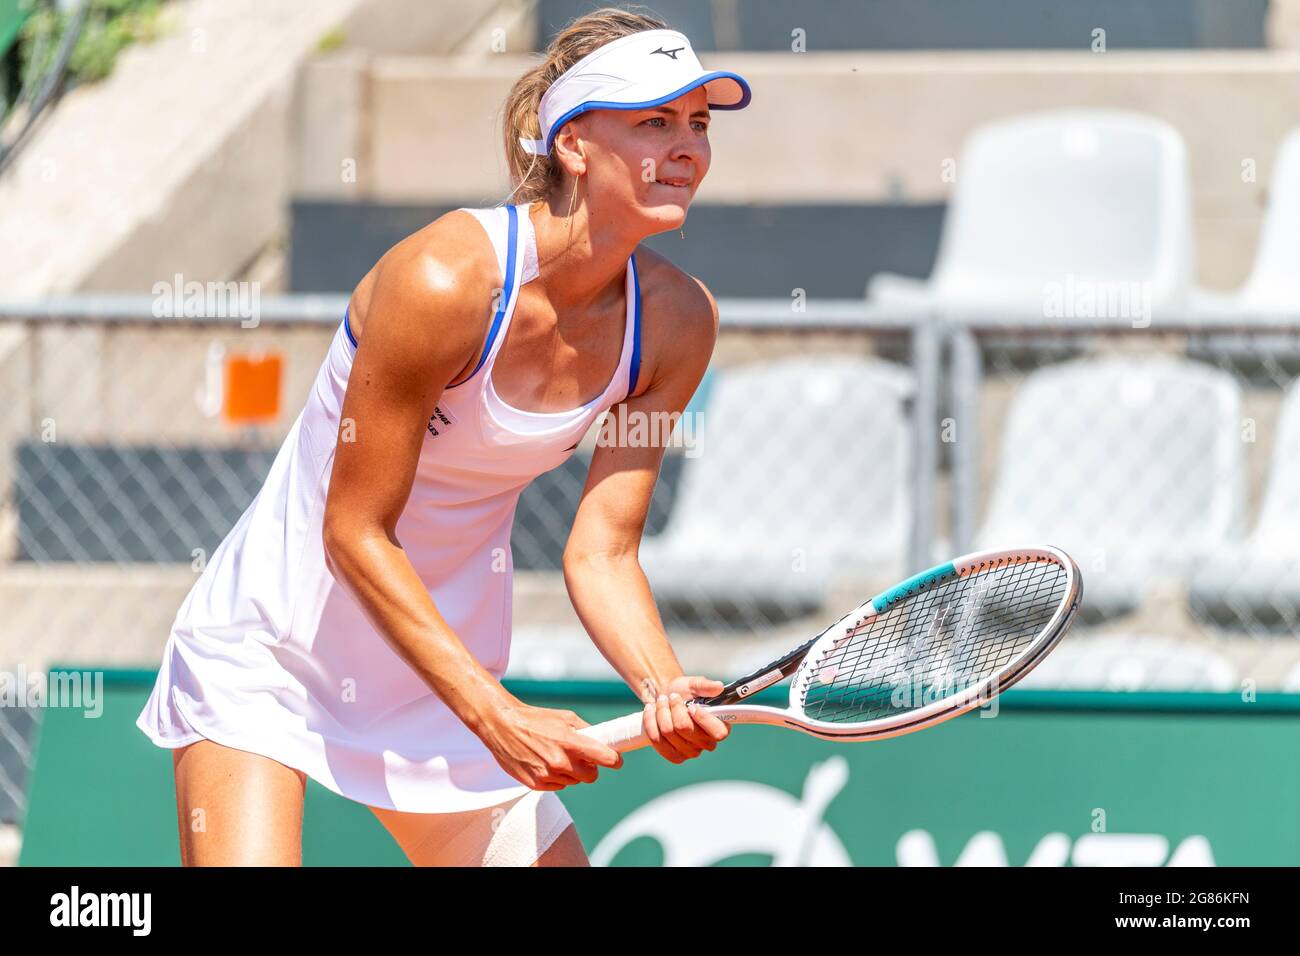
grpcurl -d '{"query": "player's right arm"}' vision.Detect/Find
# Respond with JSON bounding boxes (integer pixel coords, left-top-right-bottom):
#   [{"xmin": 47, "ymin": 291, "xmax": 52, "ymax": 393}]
[{"xmin": 322, "ymin": 213, "xmax": 621, "ymax": 790}]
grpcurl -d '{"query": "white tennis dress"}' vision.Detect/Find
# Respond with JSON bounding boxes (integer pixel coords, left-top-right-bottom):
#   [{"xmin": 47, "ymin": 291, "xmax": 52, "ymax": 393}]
[{"xmin": 137, "ymin": 203, "xmax": 642, "ymax": 812}]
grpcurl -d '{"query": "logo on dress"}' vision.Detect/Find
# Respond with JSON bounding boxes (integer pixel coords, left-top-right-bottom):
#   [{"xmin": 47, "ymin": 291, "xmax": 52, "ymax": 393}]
[{"xmin": 426, "ymin": 404, "xmax": 458, "ymax": 437}]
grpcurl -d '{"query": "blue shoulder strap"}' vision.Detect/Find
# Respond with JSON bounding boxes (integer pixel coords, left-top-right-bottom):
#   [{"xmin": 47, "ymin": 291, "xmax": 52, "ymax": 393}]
[
  {"xmin": 447, "ymin": 204, "xmax": 519, "ymax": 388},
  {"xmin": 343, "ymin": 304, "xmax": 358, "ymax": 348},
  {"xmin": 627, "ymin": 254, "xmax": 642, "ymax": 398}
]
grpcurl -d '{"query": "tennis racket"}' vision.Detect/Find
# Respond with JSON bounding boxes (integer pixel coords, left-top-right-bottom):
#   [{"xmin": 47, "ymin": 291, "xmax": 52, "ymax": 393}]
[{"xmin": 582, "ymin": 545, "xmax": 1082, "ymax": 752}]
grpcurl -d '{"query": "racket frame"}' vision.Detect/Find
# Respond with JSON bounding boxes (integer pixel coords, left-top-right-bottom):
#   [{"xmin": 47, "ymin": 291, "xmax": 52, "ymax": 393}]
[{"xmin": 584, "ymin": 545, "xmax": 1082, "ymax": 750}]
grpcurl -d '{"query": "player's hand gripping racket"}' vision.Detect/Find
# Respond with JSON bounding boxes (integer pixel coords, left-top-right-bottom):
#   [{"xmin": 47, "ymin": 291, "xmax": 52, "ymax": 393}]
[{"xmin": 582, "ymin": 546, "xmax": 1082, "ymax": 751}]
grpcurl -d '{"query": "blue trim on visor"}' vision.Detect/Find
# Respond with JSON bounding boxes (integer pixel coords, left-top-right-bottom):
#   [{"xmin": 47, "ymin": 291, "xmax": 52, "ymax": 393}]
[
  {"xmin": 447, "ymin": 203, "xmax": 518, "ymax": 388},
  {"xmin": 627, "ymin": 254, "xmax": 642, "ymax": 397},
  {"xmin": 541, "ymin": 70, "xmax": 752, "ymax": 154}
]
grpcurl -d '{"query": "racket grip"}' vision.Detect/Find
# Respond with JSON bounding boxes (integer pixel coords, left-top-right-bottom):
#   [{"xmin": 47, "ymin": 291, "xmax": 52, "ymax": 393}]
[{"xmin": 579, "ymin": 712, "xmax": 650, "ymax": 753}]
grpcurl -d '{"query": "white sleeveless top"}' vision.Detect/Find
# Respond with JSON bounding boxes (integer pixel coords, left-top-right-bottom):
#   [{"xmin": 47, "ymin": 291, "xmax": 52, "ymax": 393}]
[{"xmin": 136, "ymin": 204, "xmax": 643, "ymax": 812}]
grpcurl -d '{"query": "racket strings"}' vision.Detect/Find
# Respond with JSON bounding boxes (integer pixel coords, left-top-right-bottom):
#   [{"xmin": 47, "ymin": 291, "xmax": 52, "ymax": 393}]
[{"xmin": 799, "ymin": 560, "xmax": 1069, "ymax": 723}]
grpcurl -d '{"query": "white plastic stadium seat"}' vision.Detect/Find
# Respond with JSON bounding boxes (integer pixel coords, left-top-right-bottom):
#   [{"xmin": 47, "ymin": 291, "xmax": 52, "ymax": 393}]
[
  {"xmin": 638, "ymin": 355, "xmax": 914, "ymax": 615},
  {"xmin": 1188, "ymin": 379, "xmax": 1300, "ymax": 629},
  {"xmin": 1189, "ymin": 129, "xmax": 1300, "ymax": 358},
  {"xmin": 1210, "ymin": 128, "xmax": 1300, "ymax": 310},
  {"xmin": 1018, "ymin": 634, "xmax": 1237, "ymax": 691},
  {"xmin": 868, "ymin": 110, "xmax": 1194, "ymax": 311},
  {"xmin": 975, "ymin": 356, "xmax": 1245, "ymax": 616}
]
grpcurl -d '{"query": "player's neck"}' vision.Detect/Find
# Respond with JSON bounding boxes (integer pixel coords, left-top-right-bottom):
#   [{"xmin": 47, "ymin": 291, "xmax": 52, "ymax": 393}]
[{"xmin": 528, "ymin": 198, "xmax": 636, "ymax": 315}]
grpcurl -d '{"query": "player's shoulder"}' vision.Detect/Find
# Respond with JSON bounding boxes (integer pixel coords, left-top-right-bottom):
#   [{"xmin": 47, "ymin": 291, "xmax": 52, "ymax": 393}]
[
  {"xmin": 385, "ymin": 208, "xmax": 500, "ymax": 302},
  {"xmin": 348, "ymin": 208, "xmax": 500, "ymax": 348},
  {"xmin": 634, "ymin": 246, "xmax": 719, "ymax": 342},
  {"xmin": 403, "ymin": 208, "xmax": 499, "ymax": 295}
]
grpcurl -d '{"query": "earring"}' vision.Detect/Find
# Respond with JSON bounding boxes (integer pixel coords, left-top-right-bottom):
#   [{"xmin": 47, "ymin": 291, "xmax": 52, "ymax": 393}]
[
  {"xmin": 680, "ymin": 229, "xmax": 686, "ymax": 239},
  {"xmin": 567, "ymin": 170, "xmax": 581, "ymax": 220},
  {"xmin": 565, "ymin": 169, "xmax": 582, "ymax": 245}
]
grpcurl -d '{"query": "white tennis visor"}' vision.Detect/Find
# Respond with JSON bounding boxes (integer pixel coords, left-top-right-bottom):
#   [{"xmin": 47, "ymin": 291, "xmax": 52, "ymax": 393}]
[{"xmin": 519, "ymin": 29, "xmax": 751, "ymax": 156}]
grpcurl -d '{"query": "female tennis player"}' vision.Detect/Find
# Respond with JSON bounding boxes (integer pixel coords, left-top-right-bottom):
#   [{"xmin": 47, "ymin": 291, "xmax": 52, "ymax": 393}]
[{"xmin": 136, "ymin": 8, "xmax": 751, "ymax": 866}]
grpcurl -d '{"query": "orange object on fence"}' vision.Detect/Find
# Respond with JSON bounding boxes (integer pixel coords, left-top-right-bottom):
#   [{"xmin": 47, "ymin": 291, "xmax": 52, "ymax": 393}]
[{"xmin": 223, "ymin": 352, "xmax": 283, "ymax": 424}]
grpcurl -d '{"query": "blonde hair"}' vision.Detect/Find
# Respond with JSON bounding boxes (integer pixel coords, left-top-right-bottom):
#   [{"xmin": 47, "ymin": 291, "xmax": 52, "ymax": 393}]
[{"xmin": 503, "ymin": 6, "xmax": 669, "ymax": 204}]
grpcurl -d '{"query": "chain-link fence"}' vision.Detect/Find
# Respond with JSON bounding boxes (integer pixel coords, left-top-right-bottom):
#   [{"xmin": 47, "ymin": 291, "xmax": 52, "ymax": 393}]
[
  {"xmin": 946, "ymin": 306, "xmax": 1300, "ymax": 696},
  {"xmin": 484, "ymin": 299, "xmax": 942, "ymax": 684},
  {"xmin": 0, "ymin": 295, "xmax": 935, "ymax": 825},
  {"xmin": 2, "ymin": 295, "xmax": 1298, "ymax": 826},
  {"xmin": 0, "ymin": 296, "xmax": 342, "ymax": 823}
]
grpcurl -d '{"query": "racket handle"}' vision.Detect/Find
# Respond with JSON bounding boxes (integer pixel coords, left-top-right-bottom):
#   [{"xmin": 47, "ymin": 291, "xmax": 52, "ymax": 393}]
[{"xmin": 579, "ymin": 712, "xmax": 650, "ymax": 753}]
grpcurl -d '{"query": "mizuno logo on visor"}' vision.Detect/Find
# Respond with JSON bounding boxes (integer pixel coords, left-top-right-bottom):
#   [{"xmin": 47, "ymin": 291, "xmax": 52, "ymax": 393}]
[{"xmin": 516, "ymin": 29, "xmax": 751, "ymax": 156}]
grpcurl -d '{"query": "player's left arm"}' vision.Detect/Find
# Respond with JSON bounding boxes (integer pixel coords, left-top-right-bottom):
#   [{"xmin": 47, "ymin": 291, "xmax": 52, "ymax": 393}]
[{"xmin": 563, "ymin": 266, "xmax": 729, "ymax": 763}]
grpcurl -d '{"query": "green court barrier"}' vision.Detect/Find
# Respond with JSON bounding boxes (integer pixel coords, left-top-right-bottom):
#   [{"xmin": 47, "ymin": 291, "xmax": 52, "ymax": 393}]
[{"xmin": 17, "ymin": 669, "xmax": 1300, "ymax": 866}]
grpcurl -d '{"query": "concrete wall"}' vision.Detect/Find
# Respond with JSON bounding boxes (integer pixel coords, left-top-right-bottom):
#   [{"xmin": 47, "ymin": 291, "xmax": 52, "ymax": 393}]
[
  {"xmin": 294, "ymin": 49, "xmax": 1300, "ymax": 290},
  {"xmin": 0, "ymin": 0, "xmax": 528, "ymax": 296},
  {"xmin": 338, "ymin": 0, "xmax": 536, "ymax": 56}
]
